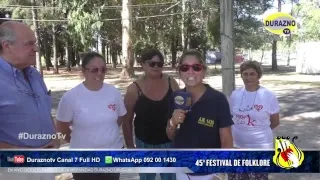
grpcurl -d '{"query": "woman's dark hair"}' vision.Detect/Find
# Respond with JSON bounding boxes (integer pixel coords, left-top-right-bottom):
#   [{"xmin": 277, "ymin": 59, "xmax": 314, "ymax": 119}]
[
  {"xmin": 81, "ymin": 52, "xmax": 105, "ymax": 68},
  {"xmin": 140, "ymin": 49, "xmax": 164, "ymax": 64},
  {"xmin": 178, "ymin": 49, "xmax": 207, "ymax": 70},
  {"xmin": 240, "ymin": 60, "xmax": 263, "ymax": 78}
]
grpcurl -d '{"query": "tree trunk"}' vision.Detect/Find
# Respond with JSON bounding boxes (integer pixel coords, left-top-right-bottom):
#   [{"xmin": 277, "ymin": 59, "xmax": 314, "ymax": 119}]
[
  {"xmin": 75, "ymin": 50, "xmax": 80, "ymax": 67},
  {"xmin": 171, "ymin": 39, "xmax": 177, "ymax": 68},
  {"xmin": 52, "ymin": 25, "xmax": 58, "ymax": 74},
  {"xmin": 272, "ymin": 40, "xmax": 278, "ymax": 70},
  {"xmin": 186, "ymin": 2, "xmax": 192, "ymax": 49},
  {"xmin": 287, "ymin": 40, "xmax": 291, "ymax": 66},
  {"xmin": 70, "ymin": 48, "xmax": 75, "ymax": 67},
  {"xmin": 101, "ymin": 39, "xmax": 106, "ymax": 59},
  {"xmin": 118, "ymin": 50, "xmax": 122, "ymax": 65},
  {"xmin": 59, "ymin": 47, "xmax": 64, "ymax": 66},
  {"xmin": 52, "ymin": 0, "xmax": 58, "ymax": 74},
  {"xmin": 120, "ymin": 0, "xmax": 134, "ymax": 78},
  {"xmin": 64, "ymin": 8, "xmax": 71, "ymax": 71},
  {"xmin": 31, "ymin": 0, "xmax": 42, "ymax": 76},
  {"xmin": 200, "ymin": 0, "xmax": 207, "ymax": 57},
  {"xmin": 272, "ymin": 0, "xmax": 281, "ymax": 71},
  {"xmin": 111, "ymin": 43, "xmax": 117, "ymax": 69},
  {"xmin": 287, "ymin": 0, "xmax": 294, "ymax": 66},
  {"xmin": 65, "ymin": 38, "xmax": 71, "ymax": 71},
  {"xmin": 106, "ymin": 44, "xmax": 109, "ymax": 64},
  {"xmin": 96, "ymin": 33, "xmax": 100, "ymax": 53},
  {"xmin": 260, "ymin": 49, "xmax": 265, "ymax": 63},
  {"xmin": 134, "ymin": 52, "xmax": 138, "ymax": 67},
  {"xmin": 171, "ymin": 0, "xmax": 178, "ymax": 67},
  {"xmin": 42, "ymin": 0, "xmax": 52, "ymax": 70},
  {"xmin": 43, "ymin": 31, "xmax": 52, "ymax": 70},
  {"xmin": 220, "ymin": 0, "xmax": 235, "ymax": 98},
  {"xmin": 181, "ymin": 0, "xmax": 185, "ymax": 50}
]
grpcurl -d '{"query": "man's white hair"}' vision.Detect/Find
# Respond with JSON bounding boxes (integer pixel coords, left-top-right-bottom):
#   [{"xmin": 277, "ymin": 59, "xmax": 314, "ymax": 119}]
[{"xmin": 0, "ymin": 21, "xmax": 19, "ymax": 51}]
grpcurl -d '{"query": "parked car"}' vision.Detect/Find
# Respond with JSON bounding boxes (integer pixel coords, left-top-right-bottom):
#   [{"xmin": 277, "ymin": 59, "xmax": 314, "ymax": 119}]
[
  {"xmin": 234, "ymin": 54, "xmax": 245, "ymax": 63},
  {"xmin": 206, "ymin": 51, "xmax": 244, "ymax": 64}
]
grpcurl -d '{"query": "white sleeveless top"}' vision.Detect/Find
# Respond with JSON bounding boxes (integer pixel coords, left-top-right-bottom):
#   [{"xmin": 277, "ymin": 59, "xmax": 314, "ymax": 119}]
[{"xmin": 229, "ymin": 86, "xmax": 280, "ymax": 149}]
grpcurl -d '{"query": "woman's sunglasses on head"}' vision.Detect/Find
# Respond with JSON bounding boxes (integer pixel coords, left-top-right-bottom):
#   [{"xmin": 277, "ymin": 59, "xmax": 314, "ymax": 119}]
[
  {"xmin": 179, "ymin": 64, "xmax": 203, "ymax": 72},
  {"xmin": 147, "ymin": 61, "xmax": 164, "ymax": 68},
  {"xmin": 84, "ymin": 67, "xmax": 106, "ymax": 73}
]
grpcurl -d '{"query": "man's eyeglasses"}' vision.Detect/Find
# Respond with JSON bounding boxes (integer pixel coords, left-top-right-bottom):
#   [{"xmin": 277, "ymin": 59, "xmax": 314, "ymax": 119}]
[
  {"xmin": 147, "ymin": 61, "xmax": 164, "ymax": 68},
  {"xmin": 84, "ymin": 67, "xmax": 106, "ymax": 73},
  {"xmin": 179, "ymin": 64, "xmax": 203, "ymax": 72},
  {"xmin": 12, "ymin": 71, "xmax": 39, "ymax": 98}
]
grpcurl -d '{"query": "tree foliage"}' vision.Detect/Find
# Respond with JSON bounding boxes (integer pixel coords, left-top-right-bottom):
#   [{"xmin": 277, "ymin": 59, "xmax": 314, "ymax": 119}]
[
  {"xmin": 0, "ymin": 0, "xmax": 281, "ymax": 71},
  {"xmin": 208, "ymin": 0, "xmax": 273, "ymax": 50},
  {"xmin": 294, "ymin": 0, "xmax": 320, "ymax": 40}
]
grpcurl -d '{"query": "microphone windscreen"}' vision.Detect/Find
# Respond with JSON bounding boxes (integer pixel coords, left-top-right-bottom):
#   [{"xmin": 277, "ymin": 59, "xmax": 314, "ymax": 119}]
[{"xmin": 173, "ymin": 91, "xmax": 192, "ymax": 111}]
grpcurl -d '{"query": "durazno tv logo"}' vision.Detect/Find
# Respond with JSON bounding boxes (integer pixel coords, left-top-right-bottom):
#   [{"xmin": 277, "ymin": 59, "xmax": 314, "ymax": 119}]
[
  {"xmin": 273, "ymin": 136, "xmax": 304, "ymax": 169},
  {"xmin": 7, "ymin": 155, "xmax": 25, "ymax": 164},
  {"xmin": 263, "ymin": 12, "xmax": 297, "ymax": 36}
]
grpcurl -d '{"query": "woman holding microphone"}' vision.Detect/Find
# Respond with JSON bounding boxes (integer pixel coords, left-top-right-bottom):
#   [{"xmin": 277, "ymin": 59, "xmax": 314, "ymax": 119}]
[{"xmin": 166, "ymin": 50, "xmax": 234, "ymax": 180}]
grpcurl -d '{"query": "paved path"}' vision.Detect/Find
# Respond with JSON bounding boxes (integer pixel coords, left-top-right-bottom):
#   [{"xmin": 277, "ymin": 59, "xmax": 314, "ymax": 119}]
[{"xmin": 51, "ymin": 68, "xmax": 320, "ymax": 180}]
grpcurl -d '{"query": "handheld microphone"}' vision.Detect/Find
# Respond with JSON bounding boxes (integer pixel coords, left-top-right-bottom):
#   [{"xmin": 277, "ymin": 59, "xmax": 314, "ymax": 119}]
[{"xmin": 173, "ymin": 91, "xmax": 192, "ymax": 129}]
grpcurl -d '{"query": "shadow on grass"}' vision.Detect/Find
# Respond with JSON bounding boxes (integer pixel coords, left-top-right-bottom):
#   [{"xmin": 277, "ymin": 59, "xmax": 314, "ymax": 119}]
[
  {"xmin": 274, "ymin": 116, "xmax": 320, "ymax": 149},
  {"xmin": 277, "ymin": 87, "xmax": 320, "ymax": 117}
]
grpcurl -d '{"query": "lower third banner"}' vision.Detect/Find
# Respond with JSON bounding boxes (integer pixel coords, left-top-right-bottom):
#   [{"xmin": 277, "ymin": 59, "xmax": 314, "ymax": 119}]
[{"xmin": 0, "ymin": 149, "xmax": 319, "ymax": 173}]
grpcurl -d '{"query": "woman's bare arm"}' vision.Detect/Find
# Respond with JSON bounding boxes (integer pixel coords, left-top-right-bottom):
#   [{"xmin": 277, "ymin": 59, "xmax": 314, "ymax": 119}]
[
  {"xmin": 122, "ymin": 83, "xmax": 139, "ymax": 148},
  {"xmin": 56, "ymin": 121, "xmax": 72, "ymax": 143}
]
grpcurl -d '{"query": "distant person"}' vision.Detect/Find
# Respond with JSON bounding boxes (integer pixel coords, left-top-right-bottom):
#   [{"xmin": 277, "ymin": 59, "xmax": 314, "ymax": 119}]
[
  {"xmin": 228, "ymin": 60, "xmax": 280, "ymax": 180},
  {"xmin": 122, "ymin": 49, "xmax": 180, "ymax": 180},
  {"xmin": 166, "ymin": 50, "xmax": 233, "ymax": 180},
  {"xmin": 56, "ymin": 52, "xmax": 126, "ymax": 180},
  {"xmin": 0, "ymin": 21, "xmax": 57, "ymax": 180}
]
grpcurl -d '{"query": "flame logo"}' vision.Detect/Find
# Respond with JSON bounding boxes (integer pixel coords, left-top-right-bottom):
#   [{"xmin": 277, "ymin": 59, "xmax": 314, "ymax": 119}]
[{"xmin": 272, "ymin": 136, "xmax": 304, "ymax": 169}]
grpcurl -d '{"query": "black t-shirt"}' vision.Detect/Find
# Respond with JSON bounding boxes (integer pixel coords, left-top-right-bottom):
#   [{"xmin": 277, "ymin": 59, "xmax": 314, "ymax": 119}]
[{"xmin": 168, "ymin": 85, "xmax": 234, "ymax": 148}]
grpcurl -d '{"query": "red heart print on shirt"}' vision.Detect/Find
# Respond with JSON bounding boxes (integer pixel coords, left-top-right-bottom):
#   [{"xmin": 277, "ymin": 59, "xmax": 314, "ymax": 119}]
[
  {"xmin": 108, "ymin": 104, "xmax": 116, "ymax": 111},
  {"xmin": 254, "ymin": 105, "xmax": 263, "ymax": 111}
]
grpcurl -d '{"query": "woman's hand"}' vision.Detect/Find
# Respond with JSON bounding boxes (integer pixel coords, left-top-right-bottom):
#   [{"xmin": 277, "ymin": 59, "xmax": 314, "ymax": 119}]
[{"xmin": 171, "ymin": 109, "xmax": 187, "ymax": 126}]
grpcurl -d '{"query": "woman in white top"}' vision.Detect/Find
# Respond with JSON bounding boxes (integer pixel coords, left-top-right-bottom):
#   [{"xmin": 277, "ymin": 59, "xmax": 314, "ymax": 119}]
[
  {"xmin": 228, "ymin": 60, "xmax": 280, "ymax": 180},
  {"xmin": 56, "ymin": 52, "xmax": 126, "ymax": 180}
]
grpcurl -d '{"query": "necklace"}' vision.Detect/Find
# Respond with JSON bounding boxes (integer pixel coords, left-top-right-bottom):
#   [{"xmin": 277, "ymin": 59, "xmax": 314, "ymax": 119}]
[{"xmin": 238, "ymin": 86, "xmax": 260, "ymax": 112}]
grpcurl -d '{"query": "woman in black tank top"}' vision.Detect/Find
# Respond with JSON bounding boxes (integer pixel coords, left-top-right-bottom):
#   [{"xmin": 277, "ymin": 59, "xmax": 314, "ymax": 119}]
[{"xmin": 122, "ymin": 49, "xmax": 179, "ymax": 180}]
